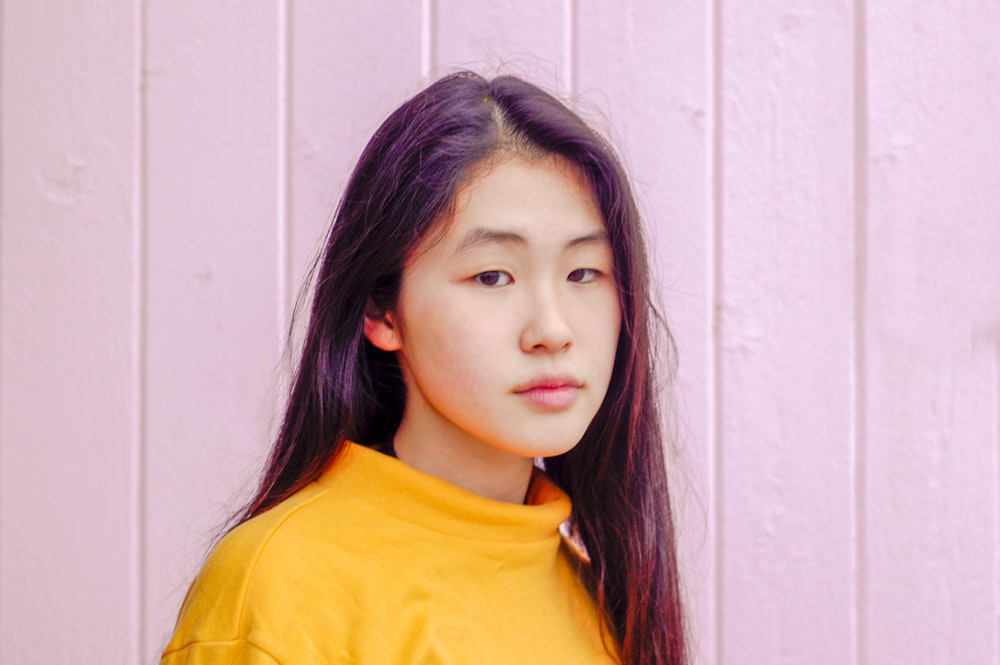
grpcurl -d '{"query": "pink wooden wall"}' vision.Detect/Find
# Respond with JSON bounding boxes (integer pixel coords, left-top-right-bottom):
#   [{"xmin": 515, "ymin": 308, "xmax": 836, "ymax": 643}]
[{"xmin": 1, "ymin": 2, "xmax": 998, "ymax": 664}]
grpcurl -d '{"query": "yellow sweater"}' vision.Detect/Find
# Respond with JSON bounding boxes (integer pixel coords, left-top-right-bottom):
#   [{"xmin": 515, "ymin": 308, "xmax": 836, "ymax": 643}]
[{"xmin": 161, "ymin": 443, "xmax": 618, "ymax": 664}]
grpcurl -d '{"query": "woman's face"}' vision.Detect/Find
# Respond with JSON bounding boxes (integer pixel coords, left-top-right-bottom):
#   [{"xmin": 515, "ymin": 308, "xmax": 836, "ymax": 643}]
[{"xmin": 365, "ymin": 154, "xmax": 621, "ymax": 463}]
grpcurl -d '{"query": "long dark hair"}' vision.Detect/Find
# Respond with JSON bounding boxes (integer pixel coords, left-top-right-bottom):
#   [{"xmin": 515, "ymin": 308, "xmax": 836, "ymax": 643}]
[{"xmin": 238, "ymin": 71, "xmax": 687, "ymax": 665}]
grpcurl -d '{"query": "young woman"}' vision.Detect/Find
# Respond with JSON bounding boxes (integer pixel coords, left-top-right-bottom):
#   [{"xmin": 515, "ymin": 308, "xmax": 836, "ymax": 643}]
[{"xmin": 161, "ymin": 71, "xmax": 687, "ymax": 665}]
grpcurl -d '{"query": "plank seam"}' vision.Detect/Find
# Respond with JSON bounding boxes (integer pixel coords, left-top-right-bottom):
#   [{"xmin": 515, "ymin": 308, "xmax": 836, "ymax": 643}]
[
  {"xmin": 278, "ymin": 0, "xmax": 291, "ymax": 352},
  {"xmin": 421, "ymin": 0, "xmax": 435, "ymax": 80},
  {"xmin": 562, "ymin": 0, "xmax": 575, "ymax": 96},
  {"xmin": 130, "ymin": 0, "xmax": 149, "ymax": 661},
  {"xmin": 852, "ymin": 0, "xmax": 869, "ymax": 663},
  {"xmin": 0, "ymin": 0, "xmax": 6, "ymax": 650},
  {"xmin": 710, "ymin": 0, "xmax": 725, "ymax": 663}
]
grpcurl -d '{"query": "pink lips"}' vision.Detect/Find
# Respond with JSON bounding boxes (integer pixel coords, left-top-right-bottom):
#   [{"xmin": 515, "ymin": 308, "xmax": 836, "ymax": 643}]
[{"xmin": 513, "ymin": 374, "xmax": 582, "ymax": 409}]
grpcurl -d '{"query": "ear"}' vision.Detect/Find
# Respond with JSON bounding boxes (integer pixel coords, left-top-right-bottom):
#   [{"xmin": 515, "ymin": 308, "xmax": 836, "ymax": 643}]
[{"xmin": 363, "ymin": 310, "xmax": 402, "ymax": 352}]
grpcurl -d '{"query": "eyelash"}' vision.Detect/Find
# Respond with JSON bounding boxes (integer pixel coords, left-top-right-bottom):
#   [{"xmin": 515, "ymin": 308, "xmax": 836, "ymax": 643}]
[
  {"xmin": 568, "ymin": 268, "xmax": 601, "ymax": 284},
  {"xmin": 473, "ymin": 268, "xmax": 604, "ymax": 287},
  {"xmin": 474, "ymin": 271, "xmax": 513, "ymax": 287}
]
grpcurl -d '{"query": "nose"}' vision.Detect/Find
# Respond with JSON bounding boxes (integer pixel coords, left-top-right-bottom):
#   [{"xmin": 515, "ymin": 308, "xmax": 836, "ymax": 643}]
[{"xmin": 519, "ymin": 286, "xmax": 573, "ymax": 353}]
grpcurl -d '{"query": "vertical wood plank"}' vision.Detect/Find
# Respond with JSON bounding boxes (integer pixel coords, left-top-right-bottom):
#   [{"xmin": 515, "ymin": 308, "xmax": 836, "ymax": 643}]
[
  {"xmin": 575, "ymin": 2, "xmax": 715, "ymax": 662},
  {"xmin": 434, "ymin": 0, "xmax": 566, "ymax": 89},
  {"xmin": 0, "ymin": 2, "xmax": 140, "ymax": 663},
  {"xmin": 865, "ymin": 1, "xmax": 1000, "ymax": 661},
  {"xmin": 720, "ymin": 2, "xmax": 856, "ymax": 662},
  {"xmin": 142, "ymin": 2, "xmax": 283, "ymax": 658},
  {"xmin": 288, "ymin": 1, "xmax": 423, "ymax": 308}
]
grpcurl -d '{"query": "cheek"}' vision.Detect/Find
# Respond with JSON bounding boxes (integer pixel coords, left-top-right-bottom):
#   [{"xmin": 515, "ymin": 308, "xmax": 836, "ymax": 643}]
[
  {"xmin": 586, "ymin": 295, "xmax": 623, "ymax": 395},
  {"xmin": 399, "ymin": 295, "xmax": 495, "ymax": 386},
  {"xmin": 580, "ymin": 291, "xmax": 622, "ymax": 349}
]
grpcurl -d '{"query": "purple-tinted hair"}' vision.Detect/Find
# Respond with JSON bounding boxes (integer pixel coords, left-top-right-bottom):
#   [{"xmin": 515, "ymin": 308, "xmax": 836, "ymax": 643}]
[{"xmin": 238, "ymin": 71, "xmax": 687, "ymax": 665}]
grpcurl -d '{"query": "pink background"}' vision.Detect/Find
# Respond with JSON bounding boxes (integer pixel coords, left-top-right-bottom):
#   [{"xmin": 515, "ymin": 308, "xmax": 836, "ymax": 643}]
[{"xmin": 2, "ymin": 2, "xmax": 999, "ymax": 664}]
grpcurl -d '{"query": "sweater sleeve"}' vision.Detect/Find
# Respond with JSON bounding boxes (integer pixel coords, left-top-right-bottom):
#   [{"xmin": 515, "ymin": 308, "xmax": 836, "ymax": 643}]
[{"xmin": 161, "ymin": 638, "xmax": 282, "ymax": 665}]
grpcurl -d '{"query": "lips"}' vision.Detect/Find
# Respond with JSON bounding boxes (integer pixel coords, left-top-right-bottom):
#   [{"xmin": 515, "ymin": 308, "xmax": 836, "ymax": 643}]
[{"xmin": 513, "ymin": 374, "xmax": 583, "ymax": 409}]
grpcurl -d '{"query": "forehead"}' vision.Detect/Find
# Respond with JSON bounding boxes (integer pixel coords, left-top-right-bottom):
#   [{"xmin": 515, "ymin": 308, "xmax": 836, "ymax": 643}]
[{"xmin": 437, "ymin": 154, "xmax": 606, "ymax": 250}]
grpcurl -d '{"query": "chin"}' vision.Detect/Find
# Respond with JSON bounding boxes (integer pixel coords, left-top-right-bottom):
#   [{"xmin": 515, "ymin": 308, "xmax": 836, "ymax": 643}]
[
  {"xmin": 506, "ymin": 437, "xmax": 582, "ymax": 460},
  {"xmin": 481, "ymin": 418, "xmax": 592, "ymax": 460}
]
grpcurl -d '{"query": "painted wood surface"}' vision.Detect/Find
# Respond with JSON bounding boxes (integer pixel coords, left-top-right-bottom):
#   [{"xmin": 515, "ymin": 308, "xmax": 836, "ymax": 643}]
[
  {"xmin": 1, "ymin": 2, "xmax": 997, "ymax": 664},
  {"xmin": 141, "ymin": 2, "xmax": 284, "ymax": 657},
  {"xmin": 0, "ymin": 2, "xmax": 141, "ymax": 663},
  {"xmin": 865, "ymin": 1, "xmax": 1000, "ymax": 661},
  {"xmin": 719, "ymin": 3, "xmax": 857, "ymax": 662}
]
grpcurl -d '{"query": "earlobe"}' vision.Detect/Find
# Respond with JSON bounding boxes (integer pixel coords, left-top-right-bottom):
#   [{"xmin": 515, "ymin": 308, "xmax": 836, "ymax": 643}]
[{"xmin": 363, "ymin": 312, "xmax": 402, "ymax": 352}]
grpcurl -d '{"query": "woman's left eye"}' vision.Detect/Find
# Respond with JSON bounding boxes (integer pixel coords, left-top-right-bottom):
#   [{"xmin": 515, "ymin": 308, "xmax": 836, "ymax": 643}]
[{"xmin": 568, "ymin": 268, "xmax": 601, "ymax": 283}]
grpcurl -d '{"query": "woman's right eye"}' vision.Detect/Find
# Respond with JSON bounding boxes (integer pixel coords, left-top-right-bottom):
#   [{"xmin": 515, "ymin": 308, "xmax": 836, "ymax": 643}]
[{"xmin": 474, "ymin": 271, "xmax": 513, "ymax": 287}]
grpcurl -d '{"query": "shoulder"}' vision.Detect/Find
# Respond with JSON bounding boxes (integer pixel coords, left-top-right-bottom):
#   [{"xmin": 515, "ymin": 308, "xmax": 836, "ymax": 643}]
[
  {"xmin": 162, "ymin": 481, "xmax": 348, "ymax": 660},
  {"xmin": 203, "ymin": 480, "xmax": 336, "ymax": 596}
]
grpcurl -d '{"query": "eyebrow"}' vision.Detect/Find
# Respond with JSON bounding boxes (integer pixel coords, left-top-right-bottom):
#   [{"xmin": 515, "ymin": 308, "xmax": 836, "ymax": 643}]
[
  {"xmin": 565, "ymin": 230, "xmax": 609, "ymax": 249},
  {"xmin": 456, "ymin": 227, "xmax": 609, "ymax": 253}
]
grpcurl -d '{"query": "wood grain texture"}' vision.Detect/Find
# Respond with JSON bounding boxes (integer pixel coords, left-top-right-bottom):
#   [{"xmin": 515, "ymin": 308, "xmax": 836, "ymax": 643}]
[
  {"xmin": 288, "ymin": 1, "xmax": 423, "ymax": 313},
  {"xmin": 434, "ymin": 0, "xmax": 567, "ymax": 90},
  {"xmin": 865, "ymin": 1, "xmax": 1000, "ymax": 661},
  {"xmin": 141, "ymin": 1, "xmax": 283, "ymax": 657},
  {"xmin": 719, "ymin": 2, "xmax": 856, "ymax": 662},
  {"xmin": 0, "ymin": 1, "xmax": 140, "ymax": 663}
]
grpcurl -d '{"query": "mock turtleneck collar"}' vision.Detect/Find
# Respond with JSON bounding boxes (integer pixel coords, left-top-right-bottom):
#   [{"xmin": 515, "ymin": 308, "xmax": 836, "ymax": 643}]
[{"xmin": 315, "ymin": 442, "xmax": 571, "ymax": 544}]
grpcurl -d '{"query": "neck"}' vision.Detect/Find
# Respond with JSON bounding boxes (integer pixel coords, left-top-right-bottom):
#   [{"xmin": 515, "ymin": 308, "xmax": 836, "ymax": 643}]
[{"xmin": 391, "ymin": 424, "xmax": 536, "ymax": 504}]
